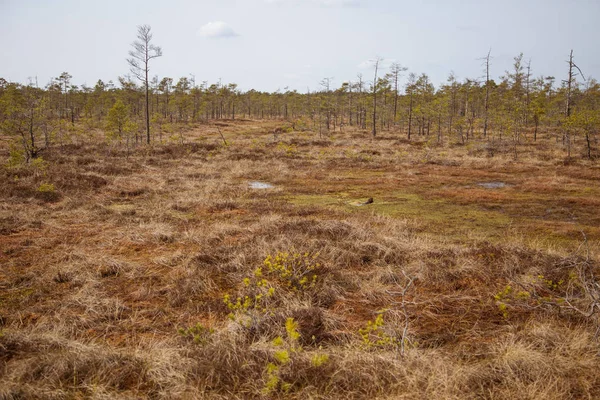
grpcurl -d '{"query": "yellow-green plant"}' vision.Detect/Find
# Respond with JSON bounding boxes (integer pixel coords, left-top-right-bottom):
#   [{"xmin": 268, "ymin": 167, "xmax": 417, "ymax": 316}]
[
  {"xmin": 36, "ymin": 181, "xmax": 60, "ymax": 202},
  {"xmin": 537, "ymin": 274, "xmax": 564, "ymax": 291},
  {"xmin": 311, "ymin": 353, "xmax": 329, "ymax": 367},
  {"xmin": 6, "ymin": 144, "xmax": 25, "ymax": 168},
  {"xmin": 263, "ymin": 317, "xmax": 324, "ymax": 395},
  {"xmin": 276, "ymin": 142, "xmax": 297, "ymax": 157},
  {"xmin": 106, "ymin": 100, "xmax": 134, "ymax": 141},
  {"xmin": 30, "ymin": 156, "xmax": 48, "ymax": 175},
  {"xmin": 292, "ymin": 117, "xmax": 310, "ymax": 131},
  {"xmin": 223, "ymin": 266, "xmax": 275, "ymax": 321},
  {"xmin": 359, "ymin": 310, "xmax": 399, "ymax": 348},
  {"xmin": 37, "ymin": 182, "xmax": 55, "ymax": 193},
  {"xmin": 178, "ymin": 323, "xmax": 214, "ymax": 345},
  {"xmin": 494, "ymin": 284, "xmax": 513, "ymax": 318},
  {"xmin": 494, "ymin": 276, "xmax": 569, "ymax": 319},
  {"xmin": 224, "ymin": 252, "xmax": 321, "ymax": 326},
  {"xmin": 263, "ymin": 251, "xmax": 319, "ymax": 291}
]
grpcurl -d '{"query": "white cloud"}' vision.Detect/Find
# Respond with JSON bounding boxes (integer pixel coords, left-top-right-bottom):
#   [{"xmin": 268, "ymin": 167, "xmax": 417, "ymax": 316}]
[{"xmin": 197, "ymin": 21, "xmax": 239, "ymax": 39}]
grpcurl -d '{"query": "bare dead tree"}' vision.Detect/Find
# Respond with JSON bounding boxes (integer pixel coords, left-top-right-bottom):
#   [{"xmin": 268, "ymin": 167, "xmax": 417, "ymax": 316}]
[
  {"xmin": 215, "ymin": 126, "xmax": 228, "ymax": 146},
  {"xmin": 372, "ymin": 57, "xmax": 382, "ymax": 137},
  {"xmin": 479, "ymin": 49, "xmax": 492, "ymax": 138},
  {"xmin": 386, "ymin": 270, "xmax": 415, "ymax": 357},
  {"xmin": 319, "ymin": 77, "xmax": 333, "ymax": 131},
  {"xmin": 565, "ymin": 50, "xmax": 582, "ymax": 119},
  {"xmin": 525, "ymin": 59, "xmax": 532, "ymax": 127},
  {"xmin": 563, "ymin": 231, "xmax": 598, "ymax": 323},
  {"xmin": 346, "ymin": 80, "xmax": 353, "ymax": 127},
  {"xmin": 356, "ymin": 74, "xmax": 366, "ymax": 129},
  {"xmin": 504, "ymin": 230, "xmax": 598, "ymax": 337},
  {"xmin": 563, "ymin": 50, "xmax": 585, "ymax": 158},
  {"xmin": 127, "ymin": 25, "xmax": 162, "ymax": 145},
  {"xmin": 406, "ymin": 73, "xmax": 418, "ymax": 140},
  {"xmin": 390, "ymin": 62, "xmax": 407, "ymax": 128}
]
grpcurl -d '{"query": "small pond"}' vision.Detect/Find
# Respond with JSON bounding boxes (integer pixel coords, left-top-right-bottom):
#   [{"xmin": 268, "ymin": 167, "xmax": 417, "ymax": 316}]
[
  {"xmin": 477, "ymin": 182, "xmax": 507, "ymax": 189},
  {"xmin": 249, "ymin": 181, "xmax": 274, "ymax": 189}
]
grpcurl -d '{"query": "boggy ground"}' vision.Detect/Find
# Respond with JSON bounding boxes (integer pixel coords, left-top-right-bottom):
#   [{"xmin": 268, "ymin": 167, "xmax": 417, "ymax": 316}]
[{"xmin": 1, "ymin": 120, "xmax": 599, "ymax": 399}]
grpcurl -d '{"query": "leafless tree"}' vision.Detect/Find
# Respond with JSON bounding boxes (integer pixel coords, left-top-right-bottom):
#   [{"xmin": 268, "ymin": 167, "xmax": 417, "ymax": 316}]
[
  {"xmin": 563, "ymin": 50, "xmax": 585, "ymax": 158},
  {"xmin": 525, "ymin": 59, "xmax": 532, "ymax": 126},
  {"xmin": 356, "ymin": 74, "xmax": 366, "ymax": 129},
  {"xmin": 372, "ymin": 57, "xmax": 382, "ymax": 137},
  {"xmin": 390, "ymin": 62, "xmax": 407, "ymax": 128},
  {"xmin": 319, "ymin": 77, "xmax": 333, "ymax": 131},
  {"xmin": 480, "ymin": 49, "xmax": 492, "ymax": 138},
  {"xmin": 406, "ymin": 72, "xmax": 417, "ymax": 140},
  {"xmin": 386, "ymin": 270, "xmax": 415, "ymax": 357},
  {"xmin": 127, "ymin": 25, "xmax": 162, "ymax": 144}
]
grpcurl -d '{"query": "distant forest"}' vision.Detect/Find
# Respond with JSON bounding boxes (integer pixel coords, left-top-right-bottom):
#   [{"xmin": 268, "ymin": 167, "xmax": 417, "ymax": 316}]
[{"xmin": 1, "ymin": 27, "xmax": 598, "ymax": 161}]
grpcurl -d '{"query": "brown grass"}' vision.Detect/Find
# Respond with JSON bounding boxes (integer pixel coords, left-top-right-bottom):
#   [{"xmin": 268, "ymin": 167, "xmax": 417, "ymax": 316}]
[{"xmin": 0, "ymin": 121, "xmax": 599, "ymax": 399}]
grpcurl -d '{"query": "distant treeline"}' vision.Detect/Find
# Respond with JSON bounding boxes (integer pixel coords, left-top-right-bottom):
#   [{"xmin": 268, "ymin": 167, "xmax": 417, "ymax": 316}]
[{"xmin": 0, "ymin": 51, "xmax": 598, "ymax": 161}]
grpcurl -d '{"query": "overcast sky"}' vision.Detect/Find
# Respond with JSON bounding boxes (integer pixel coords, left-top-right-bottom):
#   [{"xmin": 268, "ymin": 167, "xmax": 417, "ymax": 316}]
[{"xmin": 1, "ymin": 0, "xmax": 599, "ymax": 92}]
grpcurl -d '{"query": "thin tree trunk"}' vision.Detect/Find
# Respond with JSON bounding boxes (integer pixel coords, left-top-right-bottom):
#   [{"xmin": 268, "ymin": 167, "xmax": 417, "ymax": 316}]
[
  {"xmin": 372, "ymin": 58, "xmax": 380, "ymax": 137},
  {"xmin": 408, "ymin": 93, "xmax": 413, "ymax": 140},
  {"xmin": 565, "ymin": 50, "xmax": 574, "ymax": 158},
  {"xmin": 145, "ymin": 68, "xmax": 150, "ymax": 144}
]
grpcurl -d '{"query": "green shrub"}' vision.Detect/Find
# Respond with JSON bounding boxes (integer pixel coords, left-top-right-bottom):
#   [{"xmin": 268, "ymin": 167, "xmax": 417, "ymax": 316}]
[
  {"xmin": 263, "ymin": 251, "xmax": 319, "ymax": 291},
  {"xmin": 35, "ymin": 182, "xmax": 61, "ymax": 202},
  {"xmin": 178, "ymin": 323, "xmax": 214, "ymax": 345},
  {"xmin": 359, "ymin": 310, "xmax": 399, "ymax": 349},
  {"xmin": 223, "ymin": 251, "xmax": 322, "ymax": 323},
  {"xmin": 37, "ymin": 182, "xmax": 55, "ymax": 193}
]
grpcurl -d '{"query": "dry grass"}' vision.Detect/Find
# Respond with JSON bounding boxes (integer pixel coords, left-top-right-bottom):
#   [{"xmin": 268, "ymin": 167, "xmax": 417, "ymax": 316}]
[{"xmin": 0, "ymin": 121, "xmax": 599, "ymax": 399}]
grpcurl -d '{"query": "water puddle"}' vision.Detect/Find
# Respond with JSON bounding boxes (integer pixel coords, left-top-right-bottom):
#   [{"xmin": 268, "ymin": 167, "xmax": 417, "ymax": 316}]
[
  {"xmin": 477, "ymin": 182, "xmax": 507, "ymax": 189},
  {"xmin": 249, "ymin": 181, "xmax": 274, "ymax": 189}
]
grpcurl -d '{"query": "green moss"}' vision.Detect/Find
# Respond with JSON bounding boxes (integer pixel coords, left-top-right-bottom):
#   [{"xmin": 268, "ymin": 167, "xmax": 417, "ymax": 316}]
[
  {"xmin": 0, "ymin": 288, "xmax": 35, "ymax": 307},
  {"xmin": 287, "ymin": 192, "xmax": 512, "ymax": 241},
  {"xmin": 283, "ymin": 167, "xmax": 599, "ymax": 248}
]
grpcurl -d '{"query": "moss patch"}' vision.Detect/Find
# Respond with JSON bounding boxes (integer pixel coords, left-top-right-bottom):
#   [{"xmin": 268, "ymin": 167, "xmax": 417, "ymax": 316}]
[{"xmin": 287, "ymin": 192, "xmax": 513, "ymax": 242}]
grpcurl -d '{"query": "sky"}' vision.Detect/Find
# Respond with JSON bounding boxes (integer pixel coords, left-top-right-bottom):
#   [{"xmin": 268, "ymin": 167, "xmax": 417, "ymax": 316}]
[{"xmin": 1, "ymin": 0, "xmax": 599, "ymax": 92}]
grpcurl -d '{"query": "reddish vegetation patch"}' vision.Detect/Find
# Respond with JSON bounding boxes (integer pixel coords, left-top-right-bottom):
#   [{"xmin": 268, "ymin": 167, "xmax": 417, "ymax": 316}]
[{"xmin": 0, "ymin": 121, "xmax": 599, "ymax": 399}]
